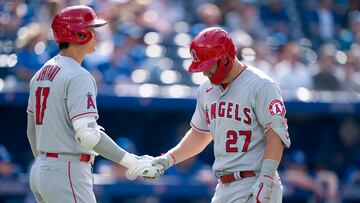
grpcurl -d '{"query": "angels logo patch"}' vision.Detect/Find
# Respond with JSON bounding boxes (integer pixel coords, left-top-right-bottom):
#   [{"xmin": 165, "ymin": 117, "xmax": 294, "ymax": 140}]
[
  {"xmin": 87, "ymin": 92, "xmax": 95, "ymax": 109},
  {"xmin": 269, "ymin": 99, "xmax": 286, "ymax": 116}
]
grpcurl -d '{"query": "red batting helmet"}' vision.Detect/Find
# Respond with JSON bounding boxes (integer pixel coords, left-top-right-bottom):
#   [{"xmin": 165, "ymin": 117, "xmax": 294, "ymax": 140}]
[
  {"xmin": 51, "ymin": 5, "xmax": 107, "ymax": 44},
  {"xmin": 188, "ymin": 27, "xmax": 235, "ymax": 84}
]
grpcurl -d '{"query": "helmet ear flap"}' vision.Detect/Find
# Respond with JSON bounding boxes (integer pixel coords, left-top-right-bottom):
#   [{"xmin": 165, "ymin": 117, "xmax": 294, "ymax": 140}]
[{"xmin": 75, "ymin": 29, "xmax": 93, "ymax": 44}]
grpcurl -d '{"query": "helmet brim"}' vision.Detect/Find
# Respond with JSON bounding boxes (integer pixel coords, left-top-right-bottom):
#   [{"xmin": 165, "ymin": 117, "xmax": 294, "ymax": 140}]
[
  {"xmin": 188, "ymin": 58, "xmax": 218, "ymax": 73},
  {"xmin": 88, "ymin": 19, "xmax": 108, "ymax": 28}
]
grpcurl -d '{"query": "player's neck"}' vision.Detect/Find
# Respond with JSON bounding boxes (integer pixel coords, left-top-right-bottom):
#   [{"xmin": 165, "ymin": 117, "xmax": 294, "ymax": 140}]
[
  {"xmin": 221, "ymin": 59, "xmax": 246, "ymax": 84},
  {"xmin": 60, "ymin": 47, "xmax": 86, "ymax": 64}
]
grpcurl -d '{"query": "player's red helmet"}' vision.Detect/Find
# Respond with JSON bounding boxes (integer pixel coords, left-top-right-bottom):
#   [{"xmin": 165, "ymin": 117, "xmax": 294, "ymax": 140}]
[
  {"xmin": 188, "ymin": 27, "xmax": 236, "ymax": 84},
  {"xmin": 51, "ymin": 5, "xmax": 107, "ymax": 44}
]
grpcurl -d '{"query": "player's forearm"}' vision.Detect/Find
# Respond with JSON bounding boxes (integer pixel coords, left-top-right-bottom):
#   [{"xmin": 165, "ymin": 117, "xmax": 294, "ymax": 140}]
[
  {"xmin": 168, "ymin": 128, "xmax": 212, "ymax": 164},
  {"xmin": 27, "ymin": 114, "xmax": 38, "ymax": 158},
  {"xmin": 263, "ymin": 128, "xmax": 285, "ymax": 162},
  {"xmin": 93, "ymin": 131, "xmax": 127, "ymax": 163},
  {"xmin": 256, "ymin": 129, "xmax": 285, "ymax": 177},
  {"xmin": 92, "ymin": 131, "xmax": 148, "ymax": 170}
]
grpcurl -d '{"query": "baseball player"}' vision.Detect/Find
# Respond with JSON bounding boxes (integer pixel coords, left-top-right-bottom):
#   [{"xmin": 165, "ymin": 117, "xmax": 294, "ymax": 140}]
[
  {"xmin": 26, "ymin": 5, "xmax": 162, "ymax": 203},
  {"xmin": 152, "ymin": 27, "xmax": 291, "ymax": 203}
]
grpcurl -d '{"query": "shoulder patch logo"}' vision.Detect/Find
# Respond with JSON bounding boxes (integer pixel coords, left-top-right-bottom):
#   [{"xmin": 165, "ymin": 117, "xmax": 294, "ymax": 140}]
[
  {"xmin": 87, "ymin": 92, "xmax": 95, "ymax": 109},
  {"xmin": 269, "ymin": 99, "xmax": 286, "ymax": 116}
]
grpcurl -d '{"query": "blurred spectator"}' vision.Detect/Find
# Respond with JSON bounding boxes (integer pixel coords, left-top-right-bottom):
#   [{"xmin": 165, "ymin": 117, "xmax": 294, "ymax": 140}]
[
  {"xmin": 347, "ymin": 11, "xmax": 360, "ymax": 46},
  {"xmin": 316, "ymin": 117, "xmax": 360, "ymax": 178},
  {"xmin": 147, "ymin": 0, "xmax": 185, "ymax": 34},
  {"xmin": 314, "ymin": 169, "xmax": 340, "ymax": 203},
  {"xmin": 197, "ymin": 3, "xmax": 222, "ymax": 27},
  {"xmin": 282, "ymin": 150, "xmax": 340, "ymax": 203},
  {"xmin": 282, "ymin": 150, "xmax": 323, "ymax": 201},
  {"xmin": 191, "ymin": 2, "xmax": 222, "ymax": 36},
  {"xmin": 272, "ymin": 42, "xmax": 313, "ymax": 91},
  {"xmin": 339, "ymin": 49, "xmax": 360, "ymax": 92},
  {"xmin": 341, "ymin": 151, "xmax": 360, "ymax": 203},
  {"xmin": 312, "ymin": 43, "xmax": 341, "ymax": 91},
  {"xmin": 344, "ymin": 152, "xmax": 360, "ymax": 185},
  {"xmin": 224, "ymin": 0, "xmax": 268, "ymax": 40},
  {"xmin": 0, "ymin": 1, "xmax": 23, "ymax": 40},
  {"xmin": 305, "ymin": 0, "xmax": 341, "ymax": 47},
  {"xmin": 242, "ymin": 41, "xmax": 274, "ymax": 76},
  {"xmin": 260, "ymin": 0, "xmax": 291, "ymax": 38},
  {"xmin": 0, "ymin": 145, "xmax": 19, "ymax": 178},
  {"xmin": 15, "ymin": 23, "xmax": 50, "ymax": 82},
  {"xmin": 34, "ymin": 0, "xmax": 65, "ymax": 26}
]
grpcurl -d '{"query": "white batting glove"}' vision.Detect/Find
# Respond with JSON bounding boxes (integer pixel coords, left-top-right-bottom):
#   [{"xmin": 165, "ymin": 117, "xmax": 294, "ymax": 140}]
[
  {"xmin": 246, "ymin": 159, "xmax": 279, "ymax": 203},
  {"xmin": 151, "ymin": 153, "xmax": 175, "ymax": 171},
  {"xmin": 120, "ymin": 153, "xmax": 163, "ymax": 178},
  {"xmin": 246, "ymin": 175, "xmax": 274, "ymax": 203}
]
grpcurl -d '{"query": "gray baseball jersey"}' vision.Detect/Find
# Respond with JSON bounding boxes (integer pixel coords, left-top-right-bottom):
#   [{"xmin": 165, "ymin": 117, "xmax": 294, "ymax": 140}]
[
  {"xmin": 27, "ymin": 55, "xmax": 99, "ymax": 203},
  {"xmin": 26, "ymin": 55, "xmax": 99, "ymax": 155},
  {"xmin": 191, "ymin": 66, "xmax": 289, "ymax": 174}
]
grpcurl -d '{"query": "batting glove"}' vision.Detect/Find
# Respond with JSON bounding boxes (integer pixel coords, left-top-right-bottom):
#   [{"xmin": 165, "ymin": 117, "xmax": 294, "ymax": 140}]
[
  {"xmin": 246, "ymin": 159, "xmax": 279, "ymax": 203},
  {"xmin": 120, "ymin": 153, "xmax": 163, "ymax": 178},
  {"xmin": 246, "ymin": 175, "xmax": 274, "ymax": 203},
  {"xmin": 151, "ymin": 153, "xmax": 175, "ymax": 171}
]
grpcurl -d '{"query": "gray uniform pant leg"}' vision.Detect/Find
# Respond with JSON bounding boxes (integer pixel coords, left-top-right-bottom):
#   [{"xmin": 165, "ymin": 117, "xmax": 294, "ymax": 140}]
[
  {"xmin": 211, "ymin": 171, "xmax": 283, "ymax": 203},
  {"xmin": 30, "ymin": 156, "xmax": 96, "ymax": 203}
]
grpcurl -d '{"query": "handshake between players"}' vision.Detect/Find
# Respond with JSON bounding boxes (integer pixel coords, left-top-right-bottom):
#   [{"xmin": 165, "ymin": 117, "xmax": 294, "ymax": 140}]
[{"xmin": 125, "ymin": 153, "xmax": 174, "ymax": 179}]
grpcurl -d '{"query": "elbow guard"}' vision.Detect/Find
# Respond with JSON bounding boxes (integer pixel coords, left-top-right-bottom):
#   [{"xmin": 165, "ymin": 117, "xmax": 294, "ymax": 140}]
[
  {"xmin": 265, "ymin": 116, "xmax": 291, "ymax": 148},
  {"xmin": 75, "ymin": 127, "xmax": 101, "ymax": 150},
  {"xmin": 73, "ymin": 117, "xmax": 102, "ymax": 150}
]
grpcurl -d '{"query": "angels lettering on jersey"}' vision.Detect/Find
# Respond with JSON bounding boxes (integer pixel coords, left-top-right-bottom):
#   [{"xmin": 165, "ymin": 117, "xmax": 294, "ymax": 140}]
[
  {"xmin": 204, "ymin": 101, "xmax": 252, "ymax": 126},
  {"xmin": 86, "ymin": 92, "xmax": 95, "ymax": 109},
  {"xmin": 203, "ymin": 99, "xmax": 287, "ymax": 127}
]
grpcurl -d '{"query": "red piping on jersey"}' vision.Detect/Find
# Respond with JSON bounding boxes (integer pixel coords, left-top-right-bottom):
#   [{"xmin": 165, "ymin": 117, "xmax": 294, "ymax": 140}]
[
  {"xmin": 70, "ymin": 112, "xmax": 98, "ymax": 121},
  {"xmin": 264, "ymin": 175, "xmax": 274, "ymax": 180},
  {"xmin": 190, "ymin": 122, "xmax": 210, "ymax": 132},
  {"xmin": 256, "ymin": 182, "xmax": 264, "ymax": 203},
  {"xmin": 232, "ymin": 64, "xmax": 247, "ymax": 82},
  {"xmin": 68, "ymin": 162, "xmax": 78, "ymax": 203},
  {"xmin": 220, "ymin": 64, "xmax": 247, "ymax": 90}
]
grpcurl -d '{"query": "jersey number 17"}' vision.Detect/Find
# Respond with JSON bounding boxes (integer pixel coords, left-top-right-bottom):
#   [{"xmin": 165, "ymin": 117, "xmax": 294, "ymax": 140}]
[{"xmin": 35, "ymin": 87, "xmax": 50, "ymax": 125}]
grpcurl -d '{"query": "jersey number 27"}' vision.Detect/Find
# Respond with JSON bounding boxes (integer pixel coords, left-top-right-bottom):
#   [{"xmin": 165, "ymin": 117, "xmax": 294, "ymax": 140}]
[
  {"xmin": 35, "ymin": 87, "xmax": 50, "ymax": 125},
  {"xmin": 226, "ymin": 130, "xmax": 252, "ymax": 152}
]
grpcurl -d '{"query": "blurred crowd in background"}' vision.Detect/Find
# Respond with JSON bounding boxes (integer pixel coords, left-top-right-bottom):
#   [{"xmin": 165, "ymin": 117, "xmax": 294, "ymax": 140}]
[
  {"xmin": 1, "ymin": 0, "xmax": 360, "ymax": 93},
  {"xmin": 1, "ymin": 0, "xmax": 360, "ymax": 203}
]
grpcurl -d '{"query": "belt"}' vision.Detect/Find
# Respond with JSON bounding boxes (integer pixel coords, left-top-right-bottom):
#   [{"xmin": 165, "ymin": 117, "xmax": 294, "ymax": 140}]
[
  {"xmin": 220, "ymin": 171, "xmax": 256, "ymax": 184},
  {"xmin": 45, "ymin": 152, "xmax": 93, "ymax": 163}
]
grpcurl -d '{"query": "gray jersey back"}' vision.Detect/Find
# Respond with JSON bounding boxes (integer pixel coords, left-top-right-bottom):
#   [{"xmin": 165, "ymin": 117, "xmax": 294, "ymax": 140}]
[
  {"xmin": 191, "ymin": 66, "xmax": 289, "ymax": 173},
  {"xmin": 27, "ymin": 55, "xmax": 98, "ymax": 155}
]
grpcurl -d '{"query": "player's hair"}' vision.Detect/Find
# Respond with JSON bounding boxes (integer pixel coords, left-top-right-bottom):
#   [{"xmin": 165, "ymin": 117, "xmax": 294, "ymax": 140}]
[
  {"xmin": 59, "ymin": 42, "xmax": 70, "ymax": 50},
  {"xmin": 58, "ymin": 33, "xmax": 87, "ymax": 50}
]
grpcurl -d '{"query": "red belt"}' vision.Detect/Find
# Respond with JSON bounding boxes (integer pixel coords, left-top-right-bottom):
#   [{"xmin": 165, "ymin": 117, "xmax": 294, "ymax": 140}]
[
  {"xmin": 46, "ymin": 153, "xmax": 92, "ymax": 162},
  {"xmin": 220, "ymin": 171, "xmax": 256, "ymax": 184}
]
